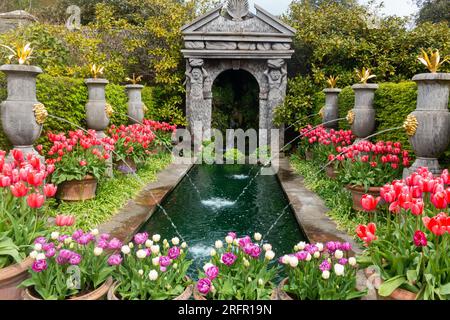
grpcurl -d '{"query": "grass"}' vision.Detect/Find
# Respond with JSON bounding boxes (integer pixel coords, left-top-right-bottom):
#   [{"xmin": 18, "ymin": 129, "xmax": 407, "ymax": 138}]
[
  {"xmin": 46, "ymin": 152, "xmax": 172, "ymax": 230},
  {"xmin": 289, "ymin": 153, "xmax": 372, "ymax": 240}
]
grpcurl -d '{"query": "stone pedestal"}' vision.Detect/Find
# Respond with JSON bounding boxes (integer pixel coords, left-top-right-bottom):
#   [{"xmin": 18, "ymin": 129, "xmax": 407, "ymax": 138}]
[
  {"xmin": 405, "ymin": 73, "xmax": 450, "ymax": 175},
  {"xmin": 125, "ymin": 84, "xmax": 144, "ymax": 124},
  {"xmin": 0, "ymin": 10, "xmax": 37, "ymax": 34},
  {"xmin": 351, "ymin": 84, "xmax": 378, "ymax": 140},
  {"xmin": 0, "ymin": 64, "xmax": 43, "ymax": 159},
  {"xmin": 85, "ymin": 78, "xmax": 109, "ymax": 139},
  {"xmin": 323, "ymin": 88, "xmax": 341, "ymax": 129}
]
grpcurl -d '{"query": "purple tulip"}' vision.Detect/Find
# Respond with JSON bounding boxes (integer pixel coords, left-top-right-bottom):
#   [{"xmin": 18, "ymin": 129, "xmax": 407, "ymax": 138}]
[
  {"xmin": 34, "ymin": 237, "xmax": 46, "ymax": 245},
  {"xmin": 97, "ymin": 239, "xmax": 109, "ymax": 249},
  {"xmin": 339, "ymin": 258, "xmax": 348, "ymax": 265},
  {"xmin": 100, "ymin": 233, "xmax": 110, "ymax": 240},
  {"xmin": 58, "ymin": 235, "xmax": 69, "ymax": 243},
  {"xmin": 295, "ymin": 251, "xmax": 308, "ymax": 261},
  {"xmin": 108, "ymin": 238, "xmax": 122, "ymax": 250},
  {"xmin": 59, "ymin": 249, "xmax": 73, "ymax": 260},
  {"xmin": 249, "ymin": 245, "xmax": 261, "ymax": 259},
  {"xmin": 32, "ymin": 259, "xmax": 48, "ymax": 273},
  {"xmin": 326, "ymin": 242, "xmax": 337, "ymax": 253},
  {"xmin": 168, "ymin": 246, "xmax": 180, "ymax": 260},
  {"xmin": 133, "ymin": 232, "xmax": 148, "ymax": 245},
  {"xmin": 221, "ymin": 252, "xmax": 237, "ymax": 266},
  {"xmin": 42, "ymin": 243, "xmax": 55, "ymax": 251},
  {"xmin": 77, "ymin": 234, "xmax": 93, "ymax": 245},
  {"xmin": 238, "ymin": 236, "xmax": 252, "ymax": 248},
  {"xmin": 160, "ymin": 266, "xmax": 167, "ymax": 272},
  {"xmin": 72, "ymin": 229, "xmax": 84, "ymax": 240},
  {"xmin": 56, "ymin": 255, "xmax": 66, "ymax": 265},
  {"xmin": 45, "ymin": 248, "xmax": 56, "ymax": 258},
  {"xmin": 319, "ymin": 260, "xmax": 331, "ymax": 272},
  {"xmin": 305, "ymin": 244, "xmax": 318, "ymax": 255},
  {"xmin": 69, "ymin": 253, "xmax": 82, "ymax": 265},
  {"xmin": 197, "ymin": 278, "xmax": 212, "ymax": 295},
  {"xmin": 341, "ymin": 242, "xmax": 352, "ymax": 251},
  {"xmin": 159, "ymin": 256, "xmax": 171, "ymax": 267},
  {"xmin": 107, "ymin": 254, "xmax": 123, "ymax": 266},
  {"xmin": 227, "ymin": 232, "xmax": 237, "ymax": 240},
  {"xmin": 205, "ymin": 265, "xmax": 219, "ymax": 280}
]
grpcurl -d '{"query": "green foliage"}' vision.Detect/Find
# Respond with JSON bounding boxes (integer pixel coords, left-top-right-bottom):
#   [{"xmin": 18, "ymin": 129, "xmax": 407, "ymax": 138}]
[
  {"xmin": 46, "ymin": 153, "xmax": 172, "ymax": 230},
  {"xmin": 416, "ymin": 0, "xmax": 450, "ymax": 25}
]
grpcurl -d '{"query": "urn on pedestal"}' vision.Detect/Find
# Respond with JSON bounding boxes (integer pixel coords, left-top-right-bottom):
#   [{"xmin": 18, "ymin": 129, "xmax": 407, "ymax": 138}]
[
  {"xmin": 322, "ymin": 88, "xmax": 341, "ymax": 129},
  {"xmin": 85, "ymin": 78, "xmax": 110, "ymax": 139},
  {"xmin": 126, "ymin": 84, "xmax": 145, "ymax": 124}
]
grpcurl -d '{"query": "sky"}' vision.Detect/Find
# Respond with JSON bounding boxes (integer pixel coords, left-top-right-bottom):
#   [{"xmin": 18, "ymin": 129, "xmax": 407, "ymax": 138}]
[{"xmin": 247, "ymin": 0, "xmax": 419, "ymax": 17}]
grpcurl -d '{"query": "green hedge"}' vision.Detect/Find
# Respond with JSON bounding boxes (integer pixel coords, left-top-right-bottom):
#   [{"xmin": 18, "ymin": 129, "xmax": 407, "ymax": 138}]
[{"xmin": 0, "ymin": 74, "xmax": 156, "ymax": 151}]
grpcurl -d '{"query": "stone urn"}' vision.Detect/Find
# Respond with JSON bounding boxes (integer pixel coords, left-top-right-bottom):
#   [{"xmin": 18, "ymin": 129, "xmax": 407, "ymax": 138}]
[
  {"xmin": 125, "ymin": 84, "xmax": 145, "ymax": 124},
  {"xmin": 406, "ymin": 73, "xmax": 450, "ymax": 175},
  {"xmin": 0, "ymin": 64, "xmax": 44, "ymax": 159},
  {"xmin": 322, "ymin": 88, "xmax": 341, "ymax": 129},
  {"xmin": 85, "ymin": 78, "xmax": 110, "ymax": 139},
  {"xmin": 350, "ymin": 84, "xmax": 379, "ymax": 140}
]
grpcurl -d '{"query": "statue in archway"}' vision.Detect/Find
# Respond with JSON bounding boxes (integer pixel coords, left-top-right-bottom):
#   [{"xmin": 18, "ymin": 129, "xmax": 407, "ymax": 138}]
[{"xmin": 186, "ymin": 58, "xmax": 211, "ymax": 132}]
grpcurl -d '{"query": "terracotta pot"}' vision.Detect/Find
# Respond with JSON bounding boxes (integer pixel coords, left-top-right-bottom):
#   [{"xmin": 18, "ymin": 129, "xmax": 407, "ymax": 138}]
[
  {"xmin": 364, "ymin": 268, "xmax": 417, "ymax": 300},
  {"xmin": 305, "ymin": 150, "xmax": 314, "ymax": 161},
  {"xmin": 22, "ymin": 277, "xmax": 113, "ymax": 300},
  {"xmin": 346, "ymin": 185, "xmax": 381, "ymax": 211},
  {"xmin": 325, "ymin": 165, "xmax": 338, "ymax": 180},
  {"xmin": 56, "ymin": 175, "xmax": 98, "ymax": 201},
  {"xmin": 107, "ymin": 280, "xmax": 193, "ymax": 300},
  {"xmin": 0, "ymin": 257, "xmax": 33, "ymax": 300},
  {"xmin": 115, "ymin": 158, "xmax": 137, "ymax": 174},
  {"xmin": 193, "ymin": 285, "xmax": 278, "ymax": 300}
]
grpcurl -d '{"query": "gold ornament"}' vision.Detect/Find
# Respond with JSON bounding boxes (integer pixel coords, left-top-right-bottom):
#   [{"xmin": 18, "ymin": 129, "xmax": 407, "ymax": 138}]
[
  {"xmin": 403, "ymin": 115, "xmax": 419, "ymax": 137},
  {"xmin": 142, "ymin": 103, "xmax": 148, "ymax": 114},
  {"xmin": 346, "ymin": 110, "xmax": 355, "ymax": 125},
  {"xmin": 319, "ymin": 107, "xmax": 325, "ymax": 120},
  {"xmin": 105, "ymin": 103, "xmax": 114, "ymax": 118},
  {"xmin": 33, "ymin": 103, "xmax": 48, "ymax": 125}
]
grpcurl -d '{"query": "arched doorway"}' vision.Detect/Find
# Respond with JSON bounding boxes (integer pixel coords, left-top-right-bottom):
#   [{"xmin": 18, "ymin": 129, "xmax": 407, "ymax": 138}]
[{"xmin": 212, "ymin": 69, "xmax": 259, "ymax": 135}]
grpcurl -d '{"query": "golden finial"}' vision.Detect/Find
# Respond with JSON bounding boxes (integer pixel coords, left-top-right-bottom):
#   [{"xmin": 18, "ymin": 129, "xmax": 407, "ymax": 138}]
[
  {"xmin": 105, "ymin": 103, "xmax": 114, "ymax": 118},
  {"xmin": 33, "ymin": 103, "xmax": 48, "ymax": 125},
  {"xmin": 346, "ymin": 110, "xmax": 355, "ymax": 125},
  {"xmin": 319, "ymin": 107, "xmax": 325, "ymax": 120},
  {"xmin": 143, "ymin": 103, "xmax": 148, "ymax": 114},
  {"xmin": 403, "ymin": 114, "xmax": 419, "ymax": 137}
]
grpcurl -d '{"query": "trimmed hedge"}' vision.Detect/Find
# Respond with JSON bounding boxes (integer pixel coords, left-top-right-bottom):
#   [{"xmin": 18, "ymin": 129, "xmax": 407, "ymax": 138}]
[{"xmin": 0, "ymin": 74, "xmax": 155, "ymax": 151}]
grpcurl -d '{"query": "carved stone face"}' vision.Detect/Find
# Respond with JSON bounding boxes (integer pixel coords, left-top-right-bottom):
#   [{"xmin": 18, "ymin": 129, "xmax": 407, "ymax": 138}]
[
  {"xmin": 191, "ymin": 68, "xmax": 202, "ymax": 81},
  {"xmin": 270, "ymin": 69, "xmax": 281, "ymax": 81}
]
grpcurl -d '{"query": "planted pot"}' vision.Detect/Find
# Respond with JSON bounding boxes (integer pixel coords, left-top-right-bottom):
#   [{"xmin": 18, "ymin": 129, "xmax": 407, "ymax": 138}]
[
  {"xmin": 0, "ymin": 64, "xmax": 44, "ymax": 160},
  {"xmin": 85, "ymin": 78, "xmax": 110, "ymax": 139},
  {"xmin": 350, "ymin": 84, "xmax": 378, "ymax": 140},
  {"xmin": 193, "ymin": 286, "xmax": 278, "ymax": 301},
  {"xmin": 405, "ymin": 73, "xmax": 450, "ymax": 175},
  {"xmin": 107, "ymin": 280, "xmax": 193, "ymax": 300},
  {"xmin": 346, "ymin": 185, "xmax": 381, "ymax": 211},
  {"xmin": 325, "ymin": 164, "xmax": 338, "ymax": 180},
  {"xmin": 115, "ymin": 158, "xmax": 137, "ymax": 174},
  {"xmin": 22, "ymin": 277, "xmax": 113, "ymax": 300},
  {"xmin": 0, "ymin": 257, "xmax": 33, "ymax": 300},
  {"xmin": 126, "ymin": 84, "xmax": 145, "ymax": 124},
  {"xmin": 322, "ymin": 88, "xmax": 342, "ymax": 130},
  {"xmin": 364, "ymin": 268, "xmax": 417, "ymax": 301},
  {"xmin": 56, "ymin": 175, "xmax": 98, "ymax": 201}
]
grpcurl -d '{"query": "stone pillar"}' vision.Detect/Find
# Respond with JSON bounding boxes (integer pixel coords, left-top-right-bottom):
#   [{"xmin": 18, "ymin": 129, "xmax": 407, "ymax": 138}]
[
  {"xmin": 0, "ymin": 64, "xmax": 44, "ymax": 160},
  {"xmin": 85, "ymin": 78, "xmax": 110, "ymax": 139},
  {"xmin": 406, "ymin": 73, "xmax": 450, "ymax": 175},
  {"xmin": 322, "ymin": 88, "xmax": 341, "ymax": 130},
  {"xmin": 125, "ymin": 84, "xmax": 144, "ymax": 124},
  {"xmin": 0, "ymin": 10, "xmax": 37, "ymax": 34},
  {"xmin": 350, "ymin": 84, "xmax": 378, "ymax": 140}
]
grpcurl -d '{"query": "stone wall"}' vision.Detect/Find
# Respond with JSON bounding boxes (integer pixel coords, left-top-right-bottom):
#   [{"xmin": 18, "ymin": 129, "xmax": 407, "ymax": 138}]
[{"xmin": 0, "ymin": 10, "xmax": 37, "ymax": 34}]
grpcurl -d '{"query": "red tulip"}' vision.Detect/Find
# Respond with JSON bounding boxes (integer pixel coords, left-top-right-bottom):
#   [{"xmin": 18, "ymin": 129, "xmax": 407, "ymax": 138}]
[
  {"xmin": 27, "ymin": 171, "xmax": 44, "ymax": 187},
  {"xmin": 10, "ymin": 181, "xmax": 28, "ymax": 197},
  {"xmin": 410, "ymin": 185, "xmax": 423, "ymax": 199},
  {"xmin": 11, "ymin": 149, "xmax": 24, "ymax": 163},
  {"xmin": 356, "ymin": 223, "xmax": 377, "ymax": 245},
  {"xmin": 43, "ymin": 184, "xmax": 57, "ymax": 197},
  {"xmin": 410, "ymin": 198, "xmax": 424, "ymax": 216},
  {"xmin": 55, "ymin": 215, "xmax": 75, "ymax": 227},
  {"xmin": 423, "ymin": 213, "xmax": 449, "ymax": 236},
  {"xmin": 79, "ymin": 160, "xmax": 87, "ymax": 167},
  {"xmin": 0, "ymin": 175, "xmax": 11, "ymax": 188},
  {"xmin": 413, "ymin": 231, "xmax": 427, "ymax": 247},
  {"xmin": 27, "ymin": 193, "xmax": 45, "ymax": 209},
  {"xmin": 431, "ymin": 192, "xmax": 448, "ymax": 210},
  {"xmin": 361, "ymin": 195, "xmax": 381, "ymax": 212}
]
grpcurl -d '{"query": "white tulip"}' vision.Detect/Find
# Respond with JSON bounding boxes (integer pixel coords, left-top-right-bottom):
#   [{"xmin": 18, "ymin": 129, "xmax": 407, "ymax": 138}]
[
  {"xmin": 152, "ymin": 234, "xmax": 161, "ymax": 242},
  {"xmin": 258, "ymin": 279, "xmax": 264, "ymax": 286},
  {"xmin": 151, "ymin": 245, "xmax": 160, "ymax": 254},
  {"xmin": 281, "ymin": 255, "xmax": 290, "ymax": 264},
  {"xmin": 128, "ymin": 242, "xmax": 134, "ymax": 249},
  {"xmin": 91, "ymin": 229, "xmax": 99, "ymax": 236},
  {"xmin": 210, "ymin": 249, "xmax": 217, "ymax": 257},
  {"xmin": 263, "ymin": 244, "xmax": 272, "ymax": 252},
  {"xmin": 305, "ymin": 253, "xmax": 312, "ymax": 261},
  {"xmin": 203, "ymin": 263, "xmax": 214, "ymax": 272},
  {"xmin": 316, "ymin": 243, "xmax": 324, "ymax": 252},
  {"xmin": 94, "ymin": 247, "xmax": 103, "ymax": 256},
  {"xmin": 121, "ymin": 245, "xmax": 131, "ymax": 255},
  {"xmin": 313, "ymin": 251, "xmax": 321, "ymax": 259},
  {"xmin": 29, "ymin": 251, "xmax": 38, "ymax": 259},
  {"xmin": 243, "ymin": 258, "xmax": 250, "ymax": 267},
  {"xmin": 322, "ymin": 270, "xmax": 330, "ymax": 280},
  {"xmin": 69, "ymin": 243, "xmax": 74, "ymax": 249},
  {"xmin": 64, "ymin": 237, "xmax": 72, "ymax": 245},
  {"xmin": 349, "ymin": 257, "xmax": 357, "ymax": 267},
  {"xmin": 254, "ymin": 233, "xmax": 262, "ymax": 241},
  {"xmin": 247, "ymin": 277, "xmax": 252, "ymax": 283},
  {"xmin": 34, "ymin": 243, "xmax": 42, "ymax": 251},
  {"xmin": 181, "ymin": 242, "xmax": 187, "ymax": 249},
  {"xmin": 293, "ymin": 245, "xmax": 299, "ymax": 252},
  {"xmin": 334, "ymin": 264, "xmax": 345, "ymax": 276},
  {"xmin": 233, "ymin": 239, "xmax": 238, "ymax": 246},
  {"xmin": 171, "ymin": 237, "xmax": 180, "ymax": 246},
  {"xmin": 215, "ymin": 240, "xmax": 223, "ymax": 249},
  {"xmin": 225, "ymin": 236, "xmax": 233, "ymax": 244},
  {"xmin": 36, "ymin": 253, "xmax": 46, "ymax": 261},
  {"xmin": 51, "ymin": 232, "xmax": 59, "ymax": 240},
  {"xmin": 163, "ymin": 241, "xmax": 170, "ymax": 249},
  {"xmin": 136, "ymin": 249, "xmax": 147, "ymax": 259},
  {"xmin": 138, "ymin": 269, "xmax": 144, "ymax": 276},
  {"xmin": 152, "ymin": 257, "xmax": 160, "ymax": 266},
  {"xmin": 334, "ymin": 250, "xmax": 344, "ymax": 259},
  {"xmin": 211, "ymin": 285, "xmax": 216, "ymax": 293},
  {"xmin": 149, "ymin": 270, "xmax": 158, "ymax": 281},
  {"xmin": 173, "ymin": 263, "xmax": 178, "ymax": 270},
  {"xmin": 145, "ymin": 240, "xmax": 153, "ymax": 248},
  {"xmin": 163, "ymin": 239, "xmax": 168, "ymax": 245},
  {"xmin": 297, "ymin": 242, "xmax": 306, "ymax": 250},
  {"xmin": 265, "ymin": 250, "xmax": 275, "ymax": 261},
  {"xmin": 289, "ymin": 256, "xmax": 299, "ymax": 268}
]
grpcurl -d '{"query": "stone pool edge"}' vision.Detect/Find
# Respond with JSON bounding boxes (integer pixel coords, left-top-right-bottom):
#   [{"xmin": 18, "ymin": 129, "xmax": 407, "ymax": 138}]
[{"xmin": 98, "ymin": 160, "xmax": 194, "ymax": 242}]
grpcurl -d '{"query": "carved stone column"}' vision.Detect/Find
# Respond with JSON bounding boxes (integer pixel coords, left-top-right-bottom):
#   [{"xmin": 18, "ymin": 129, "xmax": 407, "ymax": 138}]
[
  {"xmin": 406, "ymin": 73, "xmax": 450, "ymax": 175},
  {"xmin": 322, "ymin": 88, "xmax": 341, "ymax": 130},
  {"xmin": 350, "ymin": 84, "xmax": 378, "ymax": 140}
]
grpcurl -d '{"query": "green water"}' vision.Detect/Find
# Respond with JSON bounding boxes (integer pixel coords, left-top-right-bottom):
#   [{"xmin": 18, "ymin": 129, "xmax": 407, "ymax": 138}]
[{"xmin": 140, "ymin": 164, "xmax": 307, "ymax": 275}]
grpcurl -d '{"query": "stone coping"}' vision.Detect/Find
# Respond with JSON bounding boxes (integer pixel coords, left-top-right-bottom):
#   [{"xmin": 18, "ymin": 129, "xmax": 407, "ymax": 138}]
[
  {"xmin": 98, "ymin": 161, "xmax": 193, "ymax": 241},
  {"xmin": 351, "ymin": 83, "xmax": 379, "ymax": 90},
  {"xmin": 412, "ymin": 73, "xmax": 450, "ymax": 81}
]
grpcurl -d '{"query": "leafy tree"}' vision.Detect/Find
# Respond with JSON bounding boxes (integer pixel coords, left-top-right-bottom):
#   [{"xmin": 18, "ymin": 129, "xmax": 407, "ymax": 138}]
[{"xmin": 416, "ymin": 0, "xmax": 450, "ymax": 25}]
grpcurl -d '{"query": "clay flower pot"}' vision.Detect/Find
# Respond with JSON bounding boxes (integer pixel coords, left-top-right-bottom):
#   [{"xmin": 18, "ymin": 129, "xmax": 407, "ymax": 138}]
[
  {"xmin": 0, "ymin": 257, "xmax": 33, "ymax": 300},
  {"xmin": 364, "ymin": 268, "xmax": 417, "ymax": 300},
  {"xmin": 193, "ymin": 285, "xmax": 278, "ymax": 300},
  {"xmin": 114, "ymin": 158, "xmax": 137, "ymax": 174},
  {"xmin": 22, "ymin": 277, "xmax": 113, "ymax": 300},
  {"xmin": 346, "ymin": 185, "xmax": 381, "ymax": 211},
  {"xmin": 107, "ymin": 280, "xmax": 193, "ymax": 300},
  {"xmin": 56, "ymin": 175, "xmax": 98, "ymax": 201}
]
